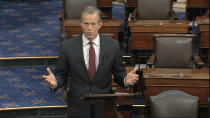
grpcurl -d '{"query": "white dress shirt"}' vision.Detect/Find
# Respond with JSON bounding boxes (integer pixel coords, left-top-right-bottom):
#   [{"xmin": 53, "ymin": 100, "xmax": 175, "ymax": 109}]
[{"xmin": 82, "ymin": 34, "xmax": 100, "ymax": 70}]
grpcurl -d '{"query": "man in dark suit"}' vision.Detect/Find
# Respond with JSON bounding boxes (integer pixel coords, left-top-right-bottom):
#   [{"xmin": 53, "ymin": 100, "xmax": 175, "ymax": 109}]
[{"xmin": 43, "ymin": 6, "xmax": 139, "ymax": 118}]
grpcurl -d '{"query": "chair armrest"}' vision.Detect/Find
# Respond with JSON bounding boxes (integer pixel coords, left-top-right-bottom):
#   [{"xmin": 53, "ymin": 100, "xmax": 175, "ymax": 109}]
[
  {"xmin": 147, "ymin": 53, "xmax": 155, "ymax": 68},
  {"xmin": 193, "ymin": 54, "xmax": 205, "ymax": 68}
]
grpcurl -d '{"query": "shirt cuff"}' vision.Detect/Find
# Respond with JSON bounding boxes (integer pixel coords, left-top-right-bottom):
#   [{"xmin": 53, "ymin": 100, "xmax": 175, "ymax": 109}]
[
  {"xmin": 124, "ymin": 76, "xmax": 130, "ymax": 90},
  {"xmin": 51, "ymin": 79, "xmax": 57, "ymax": 89}
]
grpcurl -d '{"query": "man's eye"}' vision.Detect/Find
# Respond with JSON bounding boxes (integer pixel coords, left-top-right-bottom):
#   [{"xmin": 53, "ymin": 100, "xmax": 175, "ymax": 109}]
[
  {"xmin": 91, "ymin": 23, "xmax": 97, "ymax": 26},
  {"xmin": 83, "ymin": 22, "xmax": 97, "ymax": 26}
]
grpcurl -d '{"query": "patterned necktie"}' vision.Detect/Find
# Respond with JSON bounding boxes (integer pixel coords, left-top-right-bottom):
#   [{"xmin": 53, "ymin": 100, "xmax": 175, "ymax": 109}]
[{"xmin": 89, "ymin": 42, "xmax": 95, "ymax": 81}]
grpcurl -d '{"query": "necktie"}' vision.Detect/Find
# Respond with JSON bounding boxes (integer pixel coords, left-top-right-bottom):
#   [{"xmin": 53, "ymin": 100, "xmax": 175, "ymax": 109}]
[{"xmin": 89, "ymin": 42, "xmax": 95, "ymax": 81}]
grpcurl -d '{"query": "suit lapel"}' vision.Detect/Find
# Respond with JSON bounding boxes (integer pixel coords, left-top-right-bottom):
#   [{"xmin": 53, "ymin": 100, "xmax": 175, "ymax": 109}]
[{"xmin": 95, "ymin": 35, "xmax": 105, "ymax": 78}]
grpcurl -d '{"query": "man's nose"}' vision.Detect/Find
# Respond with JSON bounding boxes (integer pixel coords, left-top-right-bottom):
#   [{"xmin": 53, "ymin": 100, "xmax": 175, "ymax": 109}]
[{"xmin": 87, "ymin": 24, "xmax": 93, "ymax": 30}]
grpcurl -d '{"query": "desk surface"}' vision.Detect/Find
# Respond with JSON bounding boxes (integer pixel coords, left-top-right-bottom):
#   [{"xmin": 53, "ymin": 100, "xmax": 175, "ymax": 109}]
[
  {"xmin": 128, "ymin": 20, "xmax": 189, "ymax": 27},
  {"xmin": 143, "ymin": 68, "xmax": 209, "ymax": 106},
  {"xmin": 197, "ymin": 16, "xmax": 210, "ymax": 25},
  {"xmin": 187, "ymin": 0, "xmax": 209, "ymax": 7},
  {"xmin": 143, "ymin": 68, "xmax": 209, "ymax": 79}
]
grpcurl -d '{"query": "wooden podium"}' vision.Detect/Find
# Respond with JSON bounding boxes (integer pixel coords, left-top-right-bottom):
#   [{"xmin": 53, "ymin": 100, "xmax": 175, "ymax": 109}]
[{"xmin": 83, "ymin": 92, "xmax": 142, "ymax": 118}]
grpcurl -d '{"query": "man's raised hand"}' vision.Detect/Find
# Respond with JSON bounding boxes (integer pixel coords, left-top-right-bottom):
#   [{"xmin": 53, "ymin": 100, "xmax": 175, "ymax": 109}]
[
  {"xmin": 42, "ymin": 67, "xmax": 57, "ymax": 87},
  {"xmin": 125, "ymin": 66, "xmax": 139, "ymax": 85}
]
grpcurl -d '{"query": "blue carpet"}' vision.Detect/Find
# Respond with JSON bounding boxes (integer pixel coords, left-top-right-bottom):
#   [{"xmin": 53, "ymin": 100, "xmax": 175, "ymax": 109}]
[
  {"xmin": 0, "ymin": 65, "xmax": 66, "ymax": 109},
  {"xmin": 0, "ymin": 0, "xmax": 127, "ymax": 58},
  {"xmin": 0, "ymin": 0, "xmax": 62, "ymax": 57}
]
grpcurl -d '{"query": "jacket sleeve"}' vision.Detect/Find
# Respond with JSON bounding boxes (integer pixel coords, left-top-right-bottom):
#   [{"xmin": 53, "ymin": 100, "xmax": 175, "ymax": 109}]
[
  {"xmin": 52, "ymin": 43, "xmax": 69, "ymax": 93},
  {"xmin": 111, "ymin": 41, "xmax": 127, "ymax": 89}
]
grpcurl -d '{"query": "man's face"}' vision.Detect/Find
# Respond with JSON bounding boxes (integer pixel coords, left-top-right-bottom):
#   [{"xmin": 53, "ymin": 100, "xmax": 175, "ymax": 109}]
[{"xmin": 81, "ymin": 12, "xmax": 102, "ymax": 41}]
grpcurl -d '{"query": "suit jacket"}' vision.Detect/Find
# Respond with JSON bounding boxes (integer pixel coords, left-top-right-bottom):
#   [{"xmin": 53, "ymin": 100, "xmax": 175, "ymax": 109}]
[{"xmin": 53, "ymin": 34, "xmax": 126, "ymax": 118}]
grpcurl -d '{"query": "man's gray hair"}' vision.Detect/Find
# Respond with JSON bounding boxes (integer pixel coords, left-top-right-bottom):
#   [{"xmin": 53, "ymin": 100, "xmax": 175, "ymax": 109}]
[{"xmin": 81, "ymin": 6, "xmax": 102, "ymax": 22}]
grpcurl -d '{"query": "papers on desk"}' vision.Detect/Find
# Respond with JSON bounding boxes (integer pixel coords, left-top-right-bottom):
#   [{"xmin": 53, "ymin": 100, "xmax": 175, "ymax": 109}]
[{"xmin": 189, "ymin": 20, "xmax": 198, "ymax": 26}]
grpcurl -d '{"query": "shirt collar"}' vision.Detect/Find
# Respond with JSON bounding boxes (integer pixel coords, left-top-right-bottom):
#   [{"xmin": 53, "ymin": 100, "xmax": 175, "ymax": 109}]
[{"xmin": 82, "ymin": 34, "xmax": 100, "ymax": 46}]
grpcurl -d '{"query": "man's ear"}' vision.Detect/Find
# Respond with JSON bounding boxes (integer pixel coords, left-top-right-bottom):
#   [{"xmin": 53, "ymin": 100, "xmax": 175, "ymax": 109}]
[{"xmin": 98, "ymin": 21, "xmax": 102, "ymax": 29}]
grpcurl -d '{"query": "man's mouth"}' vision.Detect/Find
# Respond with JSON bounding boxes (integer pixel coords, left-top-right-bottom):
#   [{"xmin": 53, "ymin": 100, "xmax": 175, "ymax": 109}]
[{"xmin": 87, "ymin": 32, "xmax": 92, "ymax": 35}]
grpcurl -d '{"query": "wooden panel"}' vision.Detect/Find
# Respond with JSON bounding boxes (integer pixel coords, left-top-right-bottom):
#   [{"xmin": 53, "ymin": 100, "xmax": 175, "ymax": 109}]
[
  {"xmin": 198, "ymin": 17, "xmax": 209, "ymax": 48},
  {"xmin": 65, "ymin": 26, "xmax": 82, "ymax": 33},
  {"xmin": 101, "ymin": 10, "xmax": 112, "ymax": 19},
  {"xmin": 187, "ymin": 0, "xmax": 209, "ymax": 7},
  {"xmin": 200, "ymin": 32, "xmax": 209, "ymax": 48},
  {"xmin": 130, "ymin": 33, "xmax": 153, "ymax": 50},
  {"xmin": 128, "ymin": 20, "xmax": 189, "ymax": 50},
  {"xmin": 130, "ymin": 26, "xmax": 189, "ymax": 33},
  {"xmin": 200, "ymin": 24, "xmax": 210, "ymax": 31},
  {"xmin": 126, "ymin": 0, "xmax": 137, "ymax": 7},
  {"xmin": 143, "ymin": 68, "xmax": 210, "ymax": 107},
  {"xmin": 128, "ymin": 20, "xmax": 190, "ymax": 28},
  {"xmin": 66, "ymin": 33, "xmax": 115, "ymax": 39},
  {"xmin": 97, "ymin": 0, "xmax": 112, "ymax": 7},
  {"xmin": 197, "ymin": 16, "xmax": 209, "ymax": 66}
]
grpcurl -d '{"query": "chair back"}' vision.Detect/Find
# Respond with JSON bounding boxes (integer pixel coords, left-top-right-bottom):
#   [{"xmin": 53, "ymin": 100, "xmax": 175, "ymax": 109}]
[
  {"xmin": 65, "ymin": 0, "xmax": 97, "ymax": 19},
  {"xmin": 154, "ymin": 34, "xmax": 195, "ymax": 68},
  {"xmin": 150, "ymin": 90, "xmax": 199, "ymax": 118},
  {"xmin": 137, "ymin": 0, "xmax": 173, "ymax": 20}
]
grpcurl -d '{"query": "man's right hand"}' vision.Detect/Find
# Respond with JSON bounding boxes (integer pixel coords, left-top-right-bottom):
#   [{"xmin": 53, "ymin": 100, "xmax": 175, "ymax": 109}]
[{"xmin": 43, "ymin": 67, "xmax": 57, "ymax": 87}]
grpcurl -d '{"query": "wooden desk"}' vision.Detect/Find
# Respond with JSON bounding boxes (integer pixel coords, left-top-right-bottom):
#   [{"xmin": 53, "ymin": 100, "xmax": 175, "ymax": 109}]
[
  {"xmin": 97, "ymin": 0, "xmax": 112, "ymax": 19},
  {"xmin": 187, "ymin": 0, "xmax": 209, "ymax": 7},
  {"xmin": 125, "ymin": 0, "xmax": 137, "ymax": 7},
  {"xmin": 64, "ymin": 19, "xmax": 122, "ymax": 40},
  {"xmin": 97, "ymin": 0, "xmax": 112, "ymax": 7},
  {"xmin": 186, "ymin": 0, "xmax": 209, "ymax": 20},
  {"xmin": 128, "ymin": 20, "xmax": 190, "ymax": 50},
  {"xmin": 197, "ymin": 16, "xmax": 209, "ymax": 66},
  {"xmin": 143, "ymin": 68, "xmax": 209, "ymax": 107},
  {"xmin": 126, "ymin": 0, "xmax": 178, "ymax": 7}
]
